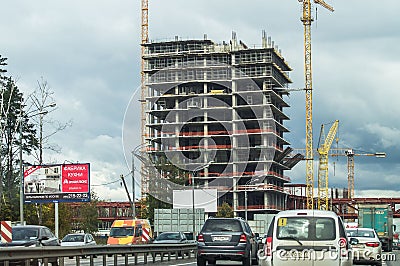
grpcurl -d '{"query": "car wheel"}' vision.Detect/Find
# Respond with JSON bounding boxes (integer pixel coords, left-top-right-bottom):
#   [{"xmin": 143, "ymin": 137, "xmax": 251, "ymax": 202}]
[{"xmin": 197, "ymin": 256, "xmax": 206, "ymax": 266}]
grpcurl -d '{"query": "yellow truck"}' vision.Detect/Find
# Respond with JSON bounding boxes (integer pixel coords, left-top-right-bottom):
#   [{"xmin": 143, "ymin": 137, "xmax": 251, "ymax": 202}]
[{"xmin": 107, "ymin": 219, "xmax": 152, "ymax": 245}]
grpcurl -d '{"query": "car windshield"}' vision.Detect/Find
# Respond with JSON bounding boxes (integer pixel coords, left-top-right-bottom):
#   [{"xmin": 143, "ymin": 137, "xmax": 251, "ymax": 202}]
[
  {"xmin": 156, "ymin": 233, "xmax": 180, "ymax": 241},
  {"xmin": 12, "ymin": 228, "xmax": 39, "ymax": 241},
  {"xmin": 62, "ymin": 234, "xmax": 84, "ymax": 242},
  {"xmin": 203, "ymin": 219, "xmax": 241, "ymax": 232},
  {"xmin": 347, "ymin": 229, "xmax": 375, "ymax": 238},
  {"xmin": 276, "ymin": 217, "xmax": 336, "ymax": 241},
  {"xmin": 109, "ymin": 227, "xmax": 134, "ymax": 237}
]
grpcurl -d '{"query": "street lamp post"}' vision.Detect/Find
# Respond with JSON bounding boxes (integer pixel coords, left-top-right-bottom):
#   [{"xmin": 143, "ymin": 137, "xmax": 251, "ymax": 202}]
[
  {"xmin": 131, "ymin": 142, "xmax": 151, "ymax": 219},
  {"xmin": 19, "ymin": 103, "xmax": 56, "ymax": 225},
  {"xmin": 191, "ymin": 161, "xmax": 213, "ymax": 240},
  {"xmin": 131, "ymin": 150, "xmax": 136, "ymax": 219},
  {"xmin": 244, "ymin": 185, "xmax": 248, "ymax": 221}
]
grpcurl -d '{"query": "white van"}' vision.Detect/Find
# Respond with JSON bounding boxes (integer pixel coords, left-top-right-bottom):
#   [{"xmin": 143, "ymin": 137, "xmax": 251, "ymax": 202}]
[{"xmin": 258, "ymin": 210, "xmax": 352, "ymax": 266}]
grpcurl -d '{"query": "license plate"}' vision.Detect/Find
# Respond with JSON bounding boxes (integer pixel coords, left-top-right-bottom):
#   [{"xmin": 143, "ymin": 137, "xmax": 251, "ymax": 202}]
[
  {"xmin": 281, "ymin": 251, "xmax": 310, "ymax": 259},
  {"xmin": 352, "ymin": 244, "xmax": 364, "ymax": 248},
  {"xmin": 212, "ymin": 236, "xmax": 230, "ymax": 241}
]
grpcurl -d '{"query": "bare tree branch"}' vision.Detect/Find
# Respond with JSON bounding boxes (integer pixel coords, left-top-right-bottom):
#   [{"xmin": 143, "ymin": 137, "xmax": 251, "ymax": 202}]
[{"xmin": 27, "ymin": 77, "xmax": 73, "ymax": 164}]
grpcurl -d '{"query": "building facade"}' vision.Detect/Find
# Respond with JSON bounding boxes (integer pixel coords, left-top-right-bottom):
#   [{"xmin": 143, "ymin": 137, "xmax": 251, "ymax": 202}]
[{"xmin": 143, "ymin": 32, "xmax": 300, "ymax": 219}]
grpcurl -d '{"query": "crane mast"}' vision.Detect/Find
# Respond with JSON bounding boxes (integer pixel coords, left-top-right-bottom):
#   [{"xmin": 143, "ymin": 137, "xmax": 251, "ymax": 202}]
[
  {"xmin": 299, "ymin": 0, "xmax": 333, "ymax": 209},
  {"xmin": 141, "ymin": 0, "xmax": 149, "ymax": 196},
  {"xmin": 317, "ymin": 120, "xmax": 339, "ymax": 210}
]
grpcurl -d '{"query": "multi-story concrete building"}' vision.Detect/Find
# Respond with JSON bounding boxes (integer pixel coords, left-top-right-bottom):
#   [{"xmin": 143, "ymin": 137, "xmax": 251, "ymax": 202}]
[{"xmin": 143, "ymin": 32, "xmax": 301, "ymax": 219}]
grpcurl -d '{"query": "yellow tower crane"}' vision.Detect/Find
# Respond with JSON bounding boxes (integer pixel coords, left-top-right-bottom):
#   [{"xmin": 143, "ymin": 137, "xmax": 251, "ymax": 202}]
[
  {"xmin": 141, "ymin": 0, "xmax": 149, "ymax": 196},
  {"xmin": 331, "ymin": 149, "xmax": 386, "ymax": 199},
  {"xmin": 299, "ymin": 0, "xmax": 334, "ymax": 209},
  {"xmin": 316, "ymin": 120, "xmax": 339, "ymax": 210}
]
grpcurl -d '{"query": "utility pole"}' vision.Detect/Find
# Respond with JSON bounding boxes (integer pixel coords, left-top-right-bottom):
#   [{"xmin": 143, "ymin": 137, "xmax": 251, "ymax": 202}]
[{"xmin": 120, "ymin": 174, "xmax": 135, "ymax": 219}]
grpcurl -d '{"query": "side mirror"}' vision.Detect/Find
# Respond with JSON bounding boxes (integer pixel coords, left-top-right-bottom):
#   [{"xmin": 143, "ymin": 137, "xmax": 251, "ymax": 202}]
[{"xmin": 349, "ymin": 237, "xmax": 359, "ymax": 245}]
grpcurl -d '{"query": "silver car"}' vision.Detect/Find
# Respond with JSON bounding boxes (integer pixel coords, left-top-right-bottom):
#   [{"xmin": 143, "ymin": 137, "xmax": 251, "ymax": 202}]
[
  {"xmin": 61, "ymin": 233, "xmax": 96, "ymax": 246},
  {"xmin": 347, "ymin": 228, "xmax": 382, "ymax": 265},
  {"xmin": 258, "ymin": 210, "xmax": 352, "ymax": 266}
]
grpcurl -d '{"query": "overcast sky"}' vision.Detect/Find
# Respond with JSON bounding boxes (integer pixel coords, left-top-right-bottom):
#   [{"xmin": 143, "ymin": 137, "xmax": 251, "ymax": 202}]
[{"xmin": 1, "ymin": 0, "xmax": 399, "ymax": 201}]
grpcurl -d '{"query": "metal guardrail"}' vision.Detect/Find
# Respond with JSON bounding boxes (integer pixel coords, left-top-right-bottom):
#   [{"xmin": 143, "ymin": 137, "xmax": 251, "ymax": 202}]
[{"xmin": 0, "ymin": 243, "xmax": 197, "ymax": 266}]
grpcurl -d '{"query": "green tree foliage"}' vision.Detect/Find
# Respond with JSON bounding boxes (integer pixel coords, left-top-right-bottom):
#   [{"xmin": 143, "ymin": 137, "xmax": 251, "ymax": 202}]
[
  {"xmin": 143, "ymin": 155, "xmax": 189, "ymax": 224},
  {"xmin": 216, "ymin": 202, "xmax": 234, "ymax": 218},
  {"xmin": 56, "ymin": 203, "xmax": 73, "ymax": 237},
  {"xmin": 0, "ymin": 63, "xmax": 38, "ymax": 220},
  {"xmin": 70, "ymin": 192, "xmax": 99, "ymax": 234}
]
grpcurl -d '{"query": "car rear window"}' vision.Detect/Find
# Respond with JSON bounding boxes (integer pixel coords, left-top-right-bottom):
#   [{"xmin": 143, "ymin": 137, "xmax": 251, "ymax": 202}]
[
  {"xmin": 203, "ymin": 219, "xmax": 242, "ymax": 232},
  {"xmin": 346, "ymin": 229, "xmax": 375, "ymax": 238},
  {"xmin": 12, "ymin": 228, "xmax": 39, "ymax": 241},
  {"xmin": 63, "ymin": 234, "xmax": 84, "ymax": 242},
  {"xmin": 276, "ymin": 217, "xmax": 336, "ymax": 241},
  {"xmin": 156, "ymin": 232, "xmax": 180, "ymax": 240}
]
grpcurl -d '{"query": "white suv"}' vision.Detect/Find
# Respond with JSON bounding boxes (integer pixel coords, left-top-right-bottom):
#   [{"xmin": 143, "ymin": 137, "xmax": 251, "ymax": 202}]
[{"xmin": 258, "ymin": 210, "xmax": 352, "ymax": 266}]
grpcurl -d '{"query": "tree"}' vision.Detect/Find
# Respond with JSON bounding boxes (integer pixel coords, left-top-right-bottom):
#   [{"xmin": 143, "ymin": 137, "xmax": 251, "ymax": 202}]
[
  {"xmin": 143, "ymin": 155, "xmax": 189, "ymax": 224},
  {"xmin": 28, "ymin": 78, "xmax": 72, "ymax": 164},
  {"xmin": 26, "ymin": 78, "xmax": 72, "ymax": 224},
  {"xmin": 216, "ymin": 202, "xmax": 234, "ymax": 218},
  {"xmin": 71, "ymin": 192, "xmax": 99, "ymax": 234},
  {"xmin": 0, "ymin": 76, "xmax": 38, "ymax": 220}
]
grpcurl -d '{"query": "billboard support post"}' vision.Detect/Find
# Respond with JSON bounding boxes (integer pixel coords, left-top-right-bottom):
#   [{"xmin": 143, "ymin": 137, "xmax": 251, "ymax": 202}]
[{"xmin": 55, "ymin": 202, "xmax": 59, "ymax": 238}]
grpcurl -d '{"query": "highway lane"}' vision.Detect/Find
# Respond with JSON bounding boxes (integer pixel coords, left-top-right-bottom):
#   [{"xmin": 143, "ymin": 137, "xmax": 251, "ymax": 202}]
[{"xmin": 383, "ymin": 250, "xmax": 399, "ymax": 266}]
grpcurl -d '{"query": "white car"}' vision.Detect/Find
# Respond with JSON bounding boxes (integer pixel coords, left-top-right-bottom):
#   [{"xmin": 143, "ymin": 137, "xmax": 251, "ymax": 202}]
[
  {"xmin": 346, "ymin": 228, "xmax": 382, "ymax": 265},
  {"xmin": 61, "ymin": 233, "xmax": 96, "ymax": 246},
  {"xmin": 258, "ymin": 210, "xmax": 352, "ymax": 266}
]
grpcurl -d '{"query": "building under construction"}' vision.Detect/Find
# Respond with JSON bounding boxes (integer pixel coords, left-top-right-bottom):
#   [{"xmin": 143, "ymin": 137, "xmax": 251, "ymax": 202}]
[{"xmin": 143, "ymin": 32, "xmax": 302, "ymax": 219}]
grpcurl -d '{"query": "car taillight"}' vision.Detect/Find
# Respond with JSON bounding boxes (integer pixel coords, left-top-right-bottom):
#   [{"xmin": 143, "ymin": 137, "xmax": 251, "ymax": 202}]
[
  {"xmin": 264, "ymin": 236, "xmax": 273, "ymax": 256},
  {"xmin": 197, "ymin": 234, "xmax": 204, "ymax": 242},
  {"xmin": 365, "ymin": 242, "xmax": 380, "ymax": 247},
  {"xmin": 239, "ymin": 234, "xmax": 247, "ymax": 243}
]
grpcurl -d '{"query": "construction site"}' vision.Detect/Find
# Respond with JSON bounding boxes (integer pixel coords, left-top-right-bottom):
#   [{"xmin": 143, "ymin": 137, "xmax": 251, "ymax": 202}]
[
  {"xmin": 142, "ymin": 32, "xmax": 304, "ymax": 220},
  {"xmin": 134, "ymin": 0, "xmax": 400, "ymax": 223}
]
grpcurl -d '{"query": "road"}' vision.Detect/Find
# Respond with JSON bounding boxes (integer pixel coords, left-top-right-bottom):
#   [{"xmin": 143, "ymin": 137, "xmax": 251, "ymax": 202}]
[
  {"xmin": 382, "ymin": 250, "xmax": 399, "ymax": 266},
  {"xmin": 62, "ymin": 250, "xmax": 399, "ymax": 265}
]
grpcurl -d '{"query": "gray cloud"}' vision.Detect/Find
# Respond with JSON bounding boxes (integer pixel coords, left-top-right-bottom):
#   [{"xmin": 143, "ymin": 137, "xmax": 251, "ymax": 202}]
[{"xmin": 1, "ymin": 0, "xmax": 399, "ymax": 200}]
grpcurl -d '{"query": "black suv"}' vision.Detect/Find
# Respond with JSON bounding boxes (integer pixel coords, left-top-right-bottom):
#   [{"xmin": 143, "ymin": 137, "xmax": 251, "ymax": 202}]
[
  {"xmin": 0, "ymin": 225, "xmax": 60, "ymax": 265},
  {"xmin": 197, "ymin": 217, "xmax": 258, "ymax": 266}
]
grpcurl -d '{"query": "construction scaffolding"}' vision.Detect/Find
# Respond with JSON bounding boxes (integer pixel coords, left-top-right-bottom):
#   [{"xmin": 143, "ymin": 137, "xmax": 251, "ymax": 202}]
[{"xmin": 142, "ymin": 32, "xmax": 302, "ymax": 218}]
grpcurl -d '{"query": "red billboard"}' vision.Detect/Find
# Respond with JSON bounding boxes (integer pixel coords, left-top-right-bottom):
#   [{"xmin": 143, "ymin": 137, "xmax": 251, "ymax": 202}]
[
  {"xmin": 61, "ymin": 164, "xmax": 89, "ymax": 193},
  {"xmin": 23, "ymin": 163, "xmax": 90, "ymax": 203}
]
